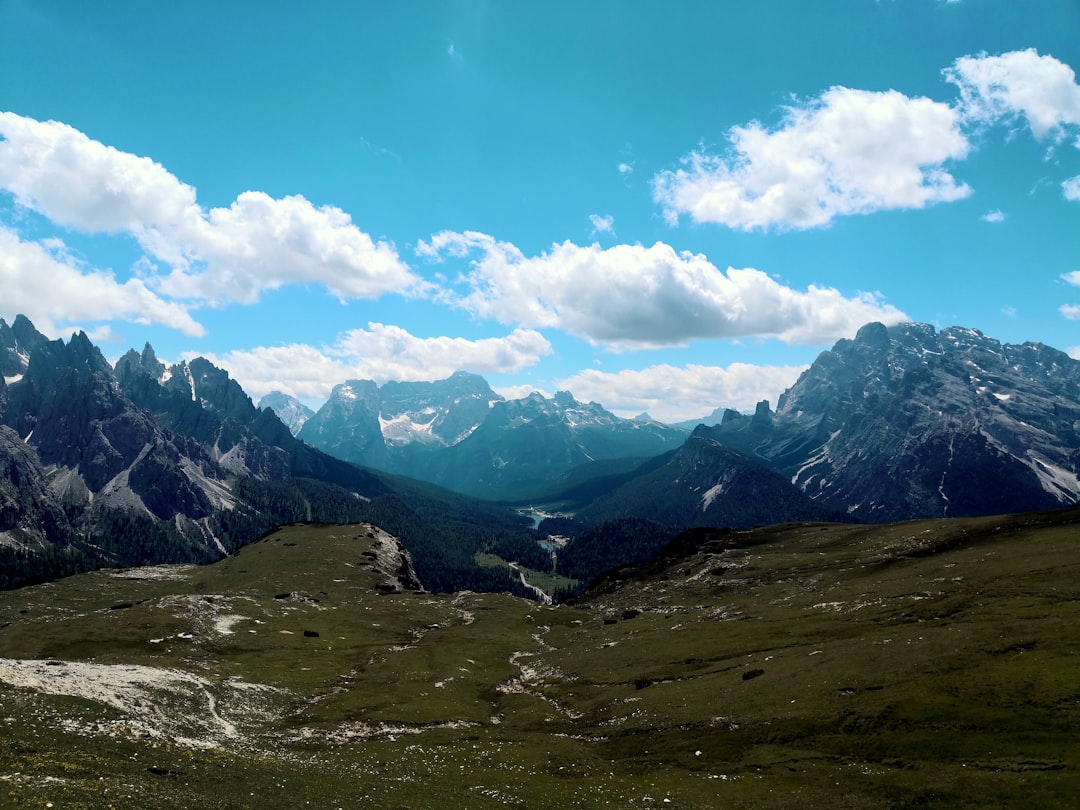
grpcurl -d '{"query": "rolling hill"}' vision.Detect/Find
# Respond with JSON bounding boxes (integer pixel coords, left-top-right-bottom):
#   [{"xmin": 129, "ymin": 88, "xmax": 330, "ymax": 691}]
[{"xmin": 1, "ymin": 508, "xmax": 1077, "ymax": 807}]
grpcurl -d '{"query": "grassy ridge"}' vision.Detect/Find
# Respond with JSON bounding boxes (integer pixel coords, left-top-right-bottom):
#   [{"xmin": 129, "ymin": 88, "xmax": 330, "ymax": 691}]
[{"xmin": 0, "ymin": 510, "xmax": 1078, "ymax": 807}]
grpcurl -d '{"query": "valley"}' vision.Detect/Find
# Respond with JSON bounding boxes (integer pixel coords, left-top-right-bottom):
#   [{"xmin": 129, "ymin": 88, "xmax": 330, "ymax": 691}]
[
  {"xmin": 1, "ymin": 510, "xmax": 1077, "ymax": 808},
  {"xmin": 3, "ymin": 315, "xmax": 1080, "ymax": 806}
]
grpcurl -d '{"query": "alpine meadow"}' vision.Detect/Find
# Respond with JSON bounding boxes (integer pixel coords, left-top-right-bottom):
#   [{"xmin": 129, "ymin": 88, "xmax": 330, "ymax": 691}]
[{"xmin": 1, "ymin": 3, "xmax": 1080, "ymax": 808}]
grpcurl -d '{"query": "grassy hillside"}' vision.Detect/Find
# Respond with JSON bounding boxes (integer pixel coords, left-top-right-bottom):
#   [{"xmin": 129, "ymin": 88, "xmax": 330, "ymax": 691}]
[{"xmin": 1, "ymin": 509, "xmax": 1078, "ymax": 808}]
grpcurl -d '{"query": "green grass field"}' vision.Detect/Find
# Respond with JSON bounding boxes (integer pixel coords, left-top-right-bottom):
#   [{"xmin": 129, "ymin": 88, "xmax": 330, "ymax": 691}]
[{"xmin": 1, "ymin": 510, "xmax": 1078, "ymax": 808}]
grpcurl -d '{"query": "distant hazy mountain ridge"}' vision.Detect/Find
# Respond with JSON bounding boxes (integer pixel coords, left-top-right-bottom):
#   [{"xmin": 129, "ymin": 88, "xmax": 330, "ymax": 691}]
[
  {"xmin": 5, "ymin": 314, "xmax": 1080, "ymax": 593},
  {"xmin": 295, "ymin": 376, "xmax": 688, "ymax": 500},
  {"xmin": 257, "ymin": 392, "xmax": 314, "ymax": 436}
]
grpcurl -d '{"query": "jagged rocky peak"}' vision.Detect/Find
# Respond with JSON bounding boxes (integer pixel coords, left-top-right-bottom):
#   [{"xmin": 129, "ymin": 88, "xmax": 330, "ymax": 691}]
[
  {"xmin": 301, "ymin": 372, "xmax": 505, "ymax": 464},
  {"xmin": 332, "ymin": 379, "xmax": 381, "ymax": 404},
  {"xmin": 115, "ymin": 342, "xmax": 166, "ymax": 382},
  {"xmin": 190, "ymin": 357, "xmax": 254, "ymax": 409},
  {"xmin": 554, "ymin": 390, "xmax": 576, "ymax": 407},
  {"xmin": 719, "ymin": 407, "xmax": 743, "ymax": 425},
  {"xmin": 715, "ymin": 320, "xmax": 1080, "ymax": 522},
  {"xmin": 298, "ymin": 379, "xmax": 386, "ymax": 467},
  {"xmin": 15, "ymin": 327, "xmax": 113, "ymax": 389},
  {"xmin": 853, "ymin": 320, "xmax": 890, "ymax": 349},
  {"xmin": 117, "ymin": 349, "xmax": 263, "ymax": 427},
  {"xmin": 378, "ymin": 371, "xmax": 504, "ymax": 446},
  {"xmin": 1, "ymin": 315, "xmax": 48, "ymax": 378},
  {"xmin": 258, "ymin": 391, "xmax": 315, "ymax": 437}
]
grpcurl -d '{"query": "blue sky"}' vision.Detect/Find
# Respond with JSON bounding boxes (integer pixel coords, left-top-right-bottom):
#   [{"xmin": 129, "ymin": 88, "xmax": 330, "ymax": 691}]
[{"xmin": 1, "ymin": 0, "xmax": 1079, "ymax": 422}]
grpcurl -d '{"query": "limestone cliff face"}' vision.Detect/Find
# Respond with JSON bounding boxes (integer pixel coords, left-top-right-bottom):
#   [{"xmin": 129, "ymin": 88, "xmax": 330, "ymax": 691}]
[
  {"xmin": 0, "ymin": 316, "xmax": 389, "ymax": 585},
  {"xmin": 0, "ymin": 425, "xmax": 69, "ymax": 549},
  {"xmin": 709, "ymin": 322, "xmax": 1080, "ymax": 521}
]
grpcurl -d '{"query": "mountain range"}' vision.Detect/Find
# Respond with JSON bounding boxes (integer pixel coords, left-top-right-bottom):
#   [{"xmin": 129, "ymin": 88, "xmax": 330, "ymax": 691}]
[
  {"xmin": 0, "ymin": 316, "xmax": 538, "ymax": 594},
  {"xmin": 288, "ymin": 373, "xmax": 688, "ymax": 500},
  {"xmin": 4, "ymin": 314, "xmax": 1080, "ymax": 595},
  {"xmin": 705, "ymin": 321, "xmax": 1080, "ymax": 522}
]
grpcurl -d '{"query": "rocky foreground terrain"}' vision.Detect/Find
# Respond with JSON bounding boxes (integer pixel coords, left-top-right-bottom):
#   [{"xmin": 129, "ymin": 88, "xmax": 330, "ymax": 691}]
[{"xmin": 1, "ymin": 509, "xmax": 1077, "ymax": 808}]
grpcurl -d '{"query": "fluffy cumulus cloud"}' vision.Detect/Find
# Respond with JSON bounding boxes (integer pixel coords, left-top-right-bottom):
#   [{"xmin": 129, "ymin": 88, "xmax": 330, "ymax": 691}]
[
  {"xmin": 981, "ymin": 209, "xmax": 1005, "ymax": 223},
  {"xmin": 946, "ymin": 49, "xmax": 1080, "ymax": 139},
  {"xmin": 0, "ymin": 225, "xmax": 204, "ymax": 337},
  {"xmin": 653, "ymin": 50, "xmax": 1080, "ymax": 230},
  {"xmin": 195, "ymin": 324, "xmax": 551, "ymax": 401},
  {"xmin": 652, "ymin": 87, "xmax": 971, "ymax": 231},
  {"xmin": 0, "ymin": 112, "xmax": 418, "ymax": 311},
  {"xmin": 418, "ymin": 231, "xmax": 908, "ymax": 347},
  {"xmin": 557, "ymin": 362, "xmax": 809, "ymax": 424},
  {"xmin": 331, "ymin": 323, "xmax": 552, "ymax": 382},
  {"xmin": 154, "ymin": 192, "xmax": 417, "ymax": 305},
  {"xmin": 0, "ymin": 112, "xmax": 198, "ymax": 233}
]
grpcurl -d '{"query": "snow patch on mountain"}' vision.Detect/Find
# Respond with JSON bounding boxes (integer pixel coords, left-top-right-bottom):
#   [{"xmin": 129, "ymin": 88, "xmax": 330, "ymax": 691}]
[{"xmin": 380, "ymin": 411, "xmax": 439, "ymax": 445}]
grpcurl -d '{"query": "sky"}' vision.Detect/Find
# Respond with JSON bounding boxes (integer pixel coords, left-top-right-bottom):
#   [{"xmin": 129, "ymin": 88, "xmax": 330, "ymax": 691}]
[{"xmin": 1, "ymin": 0, "xmax": 1079, "ymax": 423}]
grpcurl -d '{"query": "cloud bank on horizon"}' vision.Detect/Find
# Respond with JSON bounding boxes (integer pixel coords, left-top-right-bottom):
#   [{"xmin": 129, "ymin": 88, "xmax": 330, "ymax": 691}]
[{"xmin": 2, "ymin": 17, "xmax": 1079, "ymax": 423}]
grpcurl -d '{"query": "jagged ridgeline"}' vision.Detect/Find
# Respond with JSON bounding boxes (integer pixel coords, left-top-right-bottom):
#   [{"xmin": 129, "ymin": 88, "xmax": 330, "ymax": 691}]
[
  {"xmin": 288, "ymin": 374, "xmax": 689, "ymax": 501},
  {"xmin": 263, "ymin": 321, "xmax": 1080, "ymax": 533},
  {"xmin": 6, "ymin": 315, "xmax": 1080, "ymax": 596},
  {"xmin": 706, "ymin": 322, "xmax": 1080, "ymax": 521},
  {"xmin": 0, "ymin": 316, "xmax": 536, "ymax": 594}
]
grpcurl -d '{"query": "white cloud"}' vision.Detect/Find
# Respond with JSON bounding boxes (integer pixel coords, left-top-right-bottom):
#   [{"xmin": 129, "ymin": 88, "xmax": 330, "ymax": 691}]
[
  {"xmin": 981, "ymin": 209, "xmax": 1005, "ymax": 223},
  {"xmin": 1060, "ymin": 304, "xmax": 1080, "ymax": 320},
  {"xmin": 331, "ymin": 323, "xmax": 552, "ymax": 381},
  {"xmin": 1070, "ymin": 346, "xmax": 1080, "ymax": 361},
  {"xmin": 556, "ymin": 362, "xmax": 809, "ymax": 424},
  {"xmin": 0, "ymin": 112, "xmax": 419, "ymax": 309},
  {"xmin": 418, "ymin": 231, "xmax": 908, "ymax": 347},
  {"xmin": 588, "ymin": 213, "xmax": 614, "ymax": 235},
  {"xmin": 194, "ymin": 324, "xmax": 551, "ymax": 402},
  {"xmin": 617, "ymin": 162, "xmax": 634, "ymax": 175},
  {"xmin": 154, "ymin": 191, "xmax": 418, "ymax": 305},
  {"xmin": 0, "ymin": 112, "xmax": 198, "ymax": 233},
  {"xmin": 492, "ymin": 383, "xmax": 549, "ymax": 401},
  {"xmin": 0, "ymin": 225, "xmax": 204, "ymax": 337},
  {"xmin": 1063, "ymin": 175, "xmax": 1080, "ymax": 201},
  {"xmin": 185, "ymin": 343, "xmax": 352, "ymax": 401},
  {"xmin": 652, "ymin": 86, "xmax": 971, "ymax": 231},
  {"xmin": 946, "ymin": 49, "xmax": 1080, "ymax": 140},
  {"xmin": 1062, "ymin": 270, "xmax": 1080, "ymax": 287}
]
